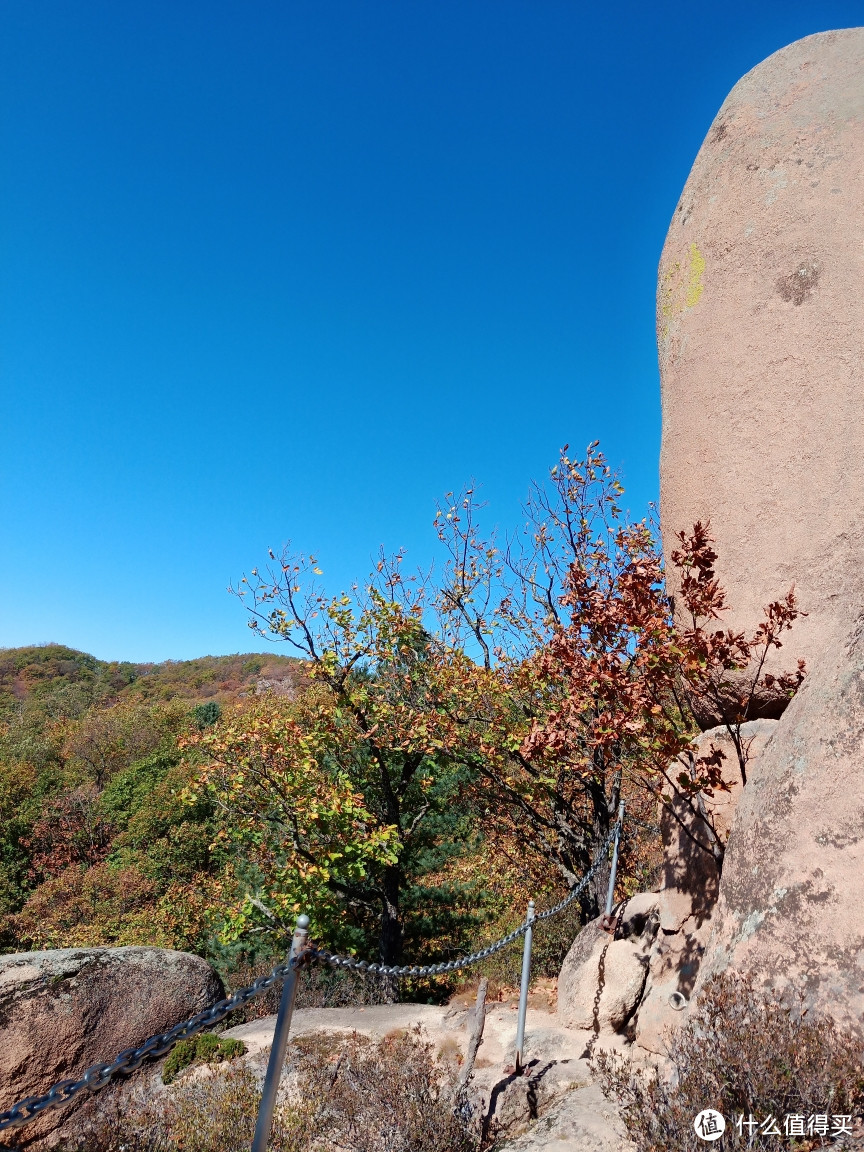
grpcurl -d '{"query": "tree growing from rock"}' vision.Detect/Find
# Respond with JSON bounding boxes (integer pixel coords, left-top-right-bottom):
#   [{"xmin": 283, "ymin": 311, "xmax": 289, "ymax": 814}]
[{"xmin": 431, "ymin": 444, "xmax": 805, "ymax": 891}]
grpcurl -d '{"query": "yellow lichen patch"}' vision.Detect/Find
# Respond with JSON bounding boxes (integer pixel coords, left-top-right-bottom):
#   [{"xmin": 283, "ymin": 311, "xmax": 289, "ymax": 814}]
[
  {"xmin": 685, "ymin": 242, "xmax": 705, "ymax": 306},
  {"xmin": 660, "ymin": 242, "xmax": 705, "ymax": 337}
]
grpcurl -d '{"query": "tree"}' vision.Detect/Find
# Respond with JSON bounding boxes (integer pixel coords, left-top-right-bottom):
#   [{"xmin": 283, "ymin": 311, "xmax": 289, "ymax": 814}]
[
  {"xmin": 189, "ymin": 695, "xmax": 400, "ymax": 955},
  {"xmin": 7, "ymin": 862, "xmax": 160, "ymax": 950},
  {"xmin": 62, "ymin": 698, "xmax": 186, "ymax": 788},
  {"xmin": 666, "ymin": 521, "xmax": 804, "ymax": 788},
  {"xmin": 211, "ymin": 539, "xmax": 490, "ymax": 963},
  {"xmin": 223, "ymin": 443, "xmax": 805, "ymax": 955},
  {"xmin": 23, "ymin": 784, "xmax": 115, "ymax": 880},
  {"xmin": 432, "ymin": 445, "xmax": 804, "ymax": 894}
]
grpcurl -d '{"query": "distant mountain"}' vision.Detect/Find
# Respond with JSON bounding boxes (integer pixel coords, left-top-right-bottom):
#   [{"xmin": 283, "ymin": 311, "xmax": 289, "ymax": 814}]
[{"xmin": 0, "ymin": 644, "xmax": 302, "ymax": 719}]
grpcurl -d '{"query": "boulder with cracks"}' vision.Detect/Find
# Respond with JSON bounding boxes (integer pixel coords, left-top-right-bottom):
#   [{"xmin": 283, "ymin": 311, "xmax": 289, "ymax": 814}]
[{"xmin": 0, "ymin": 947, "xmax": 223, "ymax": 1149}]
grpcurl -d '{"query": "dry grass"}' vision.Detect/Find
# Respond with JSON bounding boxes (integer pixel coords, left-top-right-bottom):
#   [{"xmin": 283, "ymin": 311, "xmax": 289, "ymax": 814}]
[
  {"xmin": 80, "ymin": 1028, "xmax": 479, "ymax": 1152},
  {"xmin": 595, "ymin": 973, "xmax": 864, "ymax": 1150}
]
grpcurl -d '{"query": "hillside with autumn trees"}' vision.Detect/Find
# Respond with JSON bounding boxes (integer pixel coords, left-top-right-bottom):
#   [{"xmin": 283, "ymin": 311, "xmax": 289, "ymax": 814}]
[
  {"xmin": 0, "ymin": 446, "xmax": 805, "ymax": 989},
  {"xmin": 0, "ymin": 647, "xmax": 302, "ymax": 955}
]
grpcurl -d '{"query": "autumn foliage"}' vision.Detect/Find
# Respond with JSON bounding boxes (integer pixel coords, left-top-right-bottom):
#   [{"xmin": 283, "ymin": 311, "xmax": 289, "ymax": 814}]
[
  {"xmin": 0, "ymin": 443, "xmax": 804, "ymax": 977},
  {"xmin": 213, "ymin": 443, "xmax": 804, "ymax": 962},
  {"xmin": 189, "ymin": 697, "xmax": 400, "ymax": 951}
]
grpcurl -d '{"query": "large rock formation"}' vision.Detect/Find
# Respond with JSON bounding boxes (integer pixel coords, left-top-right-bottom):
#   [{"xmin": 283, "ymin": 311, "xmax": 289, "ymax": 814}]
[
  {"xmin": 555, "ymin": 26, "xmax": 864, "ymax": 1072},
  {"xmin": 0, "ymin": 947, "xmax": 223, "ymax": 1148},
  {"xmin": 658, "ymin": 28, "xmax": 864, "ymax": 713},
  {"xmin": 697, "ymin": 614, "xmax": 864, "ymax": 1035}
]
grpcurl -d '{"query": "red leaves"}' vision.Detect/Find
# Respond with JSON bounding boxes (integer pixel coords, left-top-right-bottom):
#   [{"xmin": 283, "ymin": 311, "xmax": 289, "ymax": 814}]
[
  {"xmin": 672, "ymin": 525, "xmax": 805, "ymax": 737},
  {"xmin": 671, "ymin": 521, "xmax": 725, "ymax": 619},
  {"xmin": 231, "ymin": 442, "xmax": 807, "ymax": 901},
  {"xmin": 23, "ymin": 785, "xmax": 115, "ymax": 880},
  {"xmin": 508, "ymin": 465, "xmax": 805, "ymax": 823},
  {"xmin": 763, "ymin": 658, "xmax": 807, "ymax": 695},
  {"xmin": 518, "ymin": 516, "xmax": 675, "ymax": 773}
]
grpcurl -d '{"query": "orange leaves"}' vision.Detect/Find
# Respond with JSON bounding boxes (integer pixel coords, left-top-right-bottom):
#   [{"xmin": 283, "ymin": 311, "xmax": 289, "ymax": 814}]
[
  {"xmin": 222, "ymin": 441, "xmax": 806, "ymax": 932},
  {"xmin": 23, "ymin": 784, "xmax": 114, "ymax": 880},
  {"xmin": 8, "ymin": 862, "xmax": 162, "ymax": 951},
  {"xmin": 443, "ymin": 445, "xmax": 806, "ymax": 890},
  {"xmin": 670, "ymin": 519, "xmax": 725, "ymax": 624}
]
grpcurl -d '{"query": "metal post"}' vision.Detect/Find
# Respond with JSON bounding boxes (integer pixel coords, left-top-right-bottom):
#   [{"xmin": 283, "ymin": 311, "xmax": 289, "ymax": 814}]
[
  {"xmin": 602, "ymin": 801, "xmax": 625, "ymax": 930},
  {"xmin": 514, "ymin": 900, "xmax": 535, "ymax": 1072},
  {"xmin": 251, "ymin": 914, "xmax": 309, "ymax": 1152}
]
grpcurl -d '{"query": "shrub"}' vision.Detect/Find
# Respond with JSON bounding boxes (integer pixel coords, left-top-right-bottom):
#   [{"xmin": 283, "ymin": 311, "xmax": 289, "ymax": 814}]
[
  {"xmin": 82, "ymin": 1062, "xmax": 301, "ymax": 1152},
  {"xmin": 293, "ymin": 1030, "xmax": 478, "ymax": 1152},
  {"xmin": 7, "ymin": 862, "xmax": 160, "ymax": 950},
  {"xmin": 161, "ymin": 1032, "xmax": 246, "ymax": 1084},
  {"xmin": 85, "ymin": 1029, "xmax": 478, "ymax": 1152},
  {"xmin": 193, "ymin": 701, "xmax": 222, "ymax": 730},
  {"xmin": 595, "ymin": 973, "xmax": 864, "ymax": 1150}
]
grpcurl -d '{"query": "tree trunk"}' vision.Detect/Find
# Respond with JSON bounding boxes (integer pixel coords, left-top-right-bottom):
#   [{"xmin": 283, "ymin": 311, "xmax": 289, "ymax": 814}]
[
  {"xmin": 587, "ymin": 774, "xmax": 615, "ymax": 920},
  {"xmin": 378, "ymin": 864, "xmax": 403, "ymax": 967}
]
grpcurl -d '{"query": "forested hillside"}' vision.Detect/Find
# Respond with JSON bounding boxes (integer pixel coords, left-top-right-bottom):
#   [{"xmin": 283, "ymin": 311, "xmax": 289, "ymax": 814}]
[
  {"xmin": 0, "ymin": 642, "xmax": 541, "ymax": 980},
  {"xmin": 0, "ymin": 645, "xmax": 303, "ymax": 962},
  {"xmin": 0, "ymin": 645, "xmax": 300, "ymax": 715}
]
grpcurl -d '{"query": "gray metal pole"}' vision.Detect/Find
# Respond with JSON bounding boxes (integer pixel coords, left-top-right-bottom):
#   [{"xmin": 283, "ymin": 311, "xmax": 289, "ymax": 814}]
[
  {"xmin": 603, "ymin": 801, "xmax": 625, "ymax": 926},
  {"xmin": 251, "ymin": 914, "xmax": 309, "ymax": 1152},
  {"xmin": 514, "ymin": 900, "xmax": 535, "ymax": 1072}
]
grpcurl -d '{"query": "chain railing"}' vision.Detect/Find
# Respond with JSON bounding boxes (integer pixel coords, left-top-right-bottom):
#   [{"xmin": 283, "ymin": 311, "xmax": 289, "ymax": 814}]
[
  {"xmin": 0, "ymin": 813, "xmax": 624, "ymax": 1146},
  {"xmin": 0, "ymin": 957, "xmax": 306, "ymax": 1134}
]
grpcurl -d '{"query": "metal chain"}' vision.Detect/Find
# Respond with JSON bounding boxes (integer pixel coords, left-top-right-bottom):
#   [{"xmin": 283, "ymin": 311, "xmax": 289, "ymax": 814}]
[
  {"xmin": 304, "ymin": 825, "xmax": 617, "ymax": 978},
  {"xmin": 0, "ymin": 824, "xmax": 619, "ymax": 1133},
  {"xmin": 587, "ymin": 939, "xmax": 609, "ymax": 1058},
  {"xmin": 586, "ymin": 895, "xmax": 631, "ymax": 1058}
]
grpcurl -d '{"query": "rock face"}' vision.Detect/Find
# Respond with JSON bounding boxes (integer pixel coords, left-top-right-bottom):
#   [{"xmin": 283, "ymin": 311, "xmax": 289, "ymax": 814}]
[
  {"xmin": 0, "ymin": 947, "xmax": 223, "ymax": 1148},
  {"xmin": 660, "ymin": 720, "xmax": 777, "ymax": 909},
  {"xmin": 658, "ymin": 28, "xmax": 864, "ymax": 713},
  {"xmin": 697, "ymin": 615, "xmax": 864, "ymax": 1035},
  {"xmin": 556, "ymin": 888, "xmax": 710, "ymax": 1060},
  {"xmin": 557, "ymin": 722, "xmax": 778, "ymax": 1057},
  {"xmin": 499, "ymin": 1081, "xmax": 634, "ymax": 1152}
]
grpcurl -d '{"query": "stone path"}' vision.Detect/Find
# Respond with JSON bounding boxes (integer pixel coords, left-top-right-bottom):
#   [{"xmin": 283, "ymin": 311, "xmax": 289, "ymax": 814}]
[{"xmin": 224, "ymin": 1003, "xmax": 635, "ymax": 1151}]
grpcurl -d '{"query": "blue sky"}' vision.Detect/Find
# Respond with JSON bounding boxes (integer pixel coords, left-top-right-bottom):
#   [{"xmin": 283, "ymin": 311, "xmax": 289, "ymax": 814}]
[{"xmin": 2, "ymin": 1, "xmax": 860, "ymax": 661}]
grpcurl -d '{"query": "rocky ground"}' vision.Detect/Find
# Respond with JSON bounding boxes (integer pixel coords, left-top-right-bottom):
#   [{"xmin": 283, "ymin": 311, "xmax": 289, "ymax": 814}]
[
  {"xmin": 220, "ymin": 1001, "xmax": 635, "ymax": 1151},
  {"xmin": 0, "ymin": 943, "xmax": 640, "ymax": 1150}
]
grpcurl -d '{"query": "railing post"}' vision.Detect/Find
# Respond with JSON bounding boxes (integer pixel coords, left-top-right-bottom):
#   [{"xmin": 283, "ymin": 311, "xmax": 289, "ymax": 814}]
[
  {"xmin": 601, "ymin": 802, "xmax": 625, "ymax": 930},
  {"xmin": 251, "ymin": 913, "xmax": 309, "ymax": 1152},
  {"xmin": 514, "ymin": 899, "xmax": 535, "ymax": 1072}
]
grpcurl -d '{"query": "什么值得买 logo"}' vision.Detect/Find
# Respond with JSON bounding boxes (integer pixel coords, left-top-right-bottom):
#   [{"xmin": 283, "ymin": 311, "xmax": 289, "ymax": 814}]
[{"xmin": 693, "ymin": 1110, "xmax": 726, "ymax": 1142}]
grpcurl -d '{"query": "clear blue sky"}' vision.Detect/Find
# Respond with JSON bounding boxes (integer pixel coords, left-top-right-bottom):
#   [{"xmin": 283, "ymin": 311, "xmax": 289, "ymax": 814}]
[{"xmin": 1, "ymin": 1, "xmax": 859, "ymax": 661}]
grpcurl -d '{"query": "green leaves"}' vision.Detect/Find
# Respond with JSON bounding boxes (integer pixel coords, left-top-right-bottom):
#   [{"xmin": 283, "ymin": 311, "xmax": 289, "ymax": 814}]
[{"xmin": 189, "ymin": 696, "xmax": 402, "ymax": 949}]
